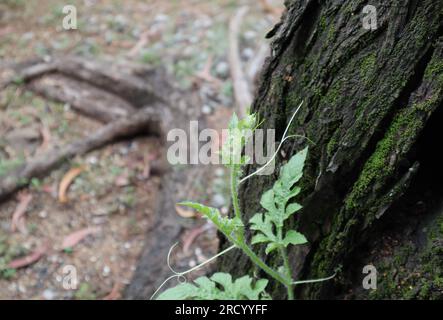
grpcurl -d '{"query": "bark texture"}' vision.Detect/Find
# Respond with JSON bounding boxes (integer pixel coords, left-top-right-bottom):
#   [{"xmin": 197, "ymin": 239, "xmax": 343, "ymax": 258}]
[{"xmin": 221, "ymin": 0, "xmax": 443, "ymax": 299}]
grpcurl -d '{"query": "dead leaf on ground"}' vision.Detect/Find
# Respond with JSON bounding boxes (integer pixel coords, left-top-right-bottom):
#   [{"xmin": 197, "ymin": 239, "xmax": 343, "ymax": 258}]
[
  {"xmin": 42, "ymin": 183, "xmax": 57, "ymax": 197},
  {"xmin": 58, "ymin": 166, "xmax": 86, "ymax": 203},
  {"xmin": 8, "ymin": 242, "xmax": 48, "ymax": 269},
  {"xmin": 36, "ymin": 124, "xmax": 51, "ymax": 154},
  {"xmin": 11, "ymin": 191, "xmax": 33, "ymax": 233},
  {"xmin": 175, "ymin": 205, "xmax": 196, "ymax": 218},
  {"xmin": 115, "ymin": 172, "xmax": 131, "ymax": 187},
  {"xmin": 61, "ymin": 227, "xmax": 100, "ymax": 250},
  {"xmin": 182, "ymin": 223, "xmax": 212, "ymax": 254},
  {"xmin": 102, "ymin": 282, "xmax": 123, "ymax": 300}
]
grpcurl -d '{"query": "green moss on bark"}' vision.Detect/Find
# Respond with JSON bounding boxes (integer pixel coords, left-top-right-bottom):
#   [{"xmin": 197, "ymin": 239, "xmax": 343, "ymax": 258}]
[{"xmin": 369, "ymin": 215, "xmax": 443, "ymax": 300}]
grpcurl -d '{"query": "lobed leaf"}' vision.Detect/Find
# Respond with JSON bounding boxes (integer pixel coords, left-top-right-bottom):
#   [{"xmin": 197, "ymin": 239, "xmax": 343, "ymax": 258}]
[
  {"xmin": 250, "ymin": 213, "xmax": 276, "ymax": 243},
  {"xmin": 249, "ymin": 148, "xmax": 309, "ymax": 254},
  {"xmin": 280, "ymin": 147, "xmax": 308, "ymax": 189},
  {"xmin": 282, "ymin": 230, "xmax": 307, "ymax": 247},
  {"xmin": 221, "ymin": 112, "xmax": 257, "ymax": 167},
  {"xmin": 178, "ymin": 202, "xmax": 243, "ymax": 237},
  {"xmin": 157, "ymin": 273, "xmax": 269, "ymax": 300}
]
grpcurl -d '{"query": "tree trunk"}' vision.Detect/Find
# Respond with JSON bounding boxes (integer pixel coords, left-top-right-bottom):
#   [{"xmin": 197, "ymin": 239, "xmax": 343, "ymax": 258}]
[{"xmin": 221, "ymin": 0, "xmax": 443, "ymax": 299}]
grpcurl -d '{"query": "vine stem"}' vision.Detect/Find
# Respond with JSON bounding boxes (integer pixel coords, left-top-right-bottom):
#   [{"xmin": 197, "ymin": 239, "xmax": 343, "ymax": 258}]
[
  {"xmin": 230, "ymin": 166, "xmax": 241, "ymax": 221},
  {"xmin": 228, "ymin": 164, "xmax": 291, "ymax": 288},
  {"xmin": 280, "ymin": 247, "xmax": 294, "ymax": 300},
  {"xmin": 230, "ymin": 237, "xmax": 291, "ymax": 287},
  {"xmin": 239, "ymin": 101, "xmax": 306, "ymax": 185},
  {"xmin": 230, "ymin": 165, "xmax": 245, "ymax": 241},
  {"xmin": 226, "ymin": 104, "xmax": 306, "ymax": 297},
  {"xmin": 150, "ymin": 244, "xmax": 237, "ymax": 300}
]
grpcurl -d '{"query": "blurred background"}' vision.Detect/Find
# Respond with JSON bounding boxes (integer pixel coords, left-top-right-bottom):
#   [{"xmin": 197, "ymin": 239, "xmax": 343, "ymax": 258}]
[{"xmin": 0, "ymin": 0, "xmax": 283, "ymax": 299}]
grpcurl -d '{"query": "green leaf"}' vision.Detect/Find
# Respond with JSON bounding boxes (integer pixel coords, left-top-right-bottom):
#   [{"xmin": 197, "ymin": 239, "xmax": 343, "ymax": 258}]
[
  {"xmin": 221, "ymin": 112, "xmax": 256, "ymax": 167},
  {"xmin": 211, "ymin": 273, "xmax": 234, "ymax": 292},
  {"xmin": 228, "ymin": 112, "xmax": 239, "ymax": 129},
  {"xmin": 285, "ymin": 203, "xmax": 302, "ymax": 219},
  {"xmin": 265, "ymin": 243, "xmax": 280, "ymax": 254},
  {"xmin": 260, "ymin": 189, "xmax": 277, "ymax": 212},
  {"xmin": 280, "ymin": 147, "xmax": 308, "ymax": 188},
  {"xmin": 156, "ymin": 283, "xmax": 198, "ymax": 300},
  {"xmin": 157, "ymin": 273, "xmax": 269, "ymax": 300},
  {"xmin": 249, "ymin": 148, "xmax": 309, "ymax": 254},
  {"xmin": 251, "ymin": 234, "xmax": 270, "ymax": 245},
  {"xmin": 178, "ymin": 202, "xmax": 243, "ymax": 237},
  {"xmin": 194, "ymin": 276, "xmax": 217, "ymax": 293},
  {"xmin": 250, "ymin": 213, "xmax": 276, "ymax": 242},
  {"xmin": 283, "ymin": 230, "xmax": 307, "ymax": 247}
]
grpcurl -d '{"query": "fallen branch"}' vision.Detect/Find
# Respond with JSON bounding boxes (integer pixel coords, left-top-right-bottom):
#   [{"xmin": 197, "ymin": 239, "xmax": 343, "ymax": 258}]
[
  {"xmin": 55, "ymin": 56, "xmax": 163, "ymax": 107},
  {"xmin": 0, "ymin": 61, "xmax": 57, "ymax": 90},
  {"xmin": 29, "ymin": 74, "xmax": 136, "ymax": 123},
  {"xmin": 0, "ymin": 107, "xmax": 163, "ymax": 202},
  {"xmin": 1, "ymin": 56, "xmax": 165, "ymax": 107},
  {"xmin": 228, "ymin": 6, "xmax": 253, "ymax": 117},
  {"xmin": 247, "ymin": 42, "xmax": 269, "ymax": 84}
]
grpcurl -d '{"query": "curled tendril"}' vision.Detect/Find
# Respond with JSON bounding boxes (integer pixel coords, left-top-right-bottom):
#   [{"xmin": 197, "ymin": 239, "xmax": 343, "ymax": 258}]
[
  {"xmin": 166, "ymin": 242, "xmax": 180, "ymax": 274},
  {"xmin": 150, "ymin": 244, "xmax": 237, "ymax": 300},
  {"xmin": 239, "ymin": 101, "xmax": 314, "ymax": 185},
  {"xmin": 292, "ymin": 273, "xmax": 337, "ymax": 285}
]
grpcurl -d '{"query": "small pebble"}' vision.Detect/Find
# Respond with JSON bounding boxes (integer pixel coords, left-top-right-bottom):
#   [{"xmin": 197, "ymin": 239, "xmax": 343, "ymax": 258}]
[
  {"xmin": 87, "ymin": 156, "xmax": 98, "ymax": 165},
  {"xmin": 188, "ymin": 259, "xmax": 197, "ymax": 268},
  {"xmin": 18, "ymin": 283, "xmax": 27, "ymax": 294},
  {"xmin": 154, "ymin": 14, "xmax": 169, "ymax": 23},
  {"xmin": 242, "ymin": 48, "xmax": 255, "ymax": 60},
  {"xmin": 103, "ymin": 265, "xmax": 111, "ymax": 277},
  {"xmin": 212, "ymin": 194, "xmax": 226, "ymax": 207},
  {"xmin": 38, "ymin": 210, "xmax": 48, "ymax": 219},
  {"xmin": 201, "ymin": 105, "xmax": 212, "ymax": 115},
  {"xmin": 43, "ymin": 289, "xmax": 56, "ymax": 300},
  {"xmin": 244, "ymin": 30, "xmax": 257, "ymax": 40},
  {"xmin": 215, "ymin": 61, "xmax": 229, "ymax": 78},
  {"xmin": 214, "ymin": 168, "xmax": 225, "ymax": 177}
]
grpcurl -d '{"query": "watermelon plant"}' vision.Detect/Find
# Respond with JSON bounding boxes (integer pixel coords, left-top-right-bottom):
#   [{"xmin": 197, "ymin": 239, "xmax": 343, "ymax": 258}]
[{"xmin": 154, "ymin": 102, "xmax": 334, "ymax": 300}]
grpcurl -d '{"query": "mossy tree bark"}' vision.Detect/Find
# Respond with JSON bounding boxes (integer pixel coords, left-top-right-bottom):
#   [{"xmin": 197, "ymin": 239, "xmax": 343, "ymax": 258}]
[{"xmin": 220, "ymin": 0, "xmax": 443, "ymax": 299}]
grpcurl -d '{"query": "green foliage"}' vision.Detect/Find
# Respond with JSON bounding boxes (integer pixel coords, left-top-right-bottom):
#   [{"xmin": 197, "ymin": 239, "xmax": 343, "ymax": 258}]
[
  {"xmin": 250, "ymin": 148, "xmax": 308, "ymax": 254},
  {"xmin": 156, "ymin": 110, "xmax": 331, "ymax": 300},
  {"xmin": 0, "ymin": 158, "xmax": 24, "ymax": 177},
  {"xmin": 0, "ymin": 237, "xmax": 23, "ymax": 280},
  {"xmin": 157, "ymin": 273, "xmax": 269, "ymax": 300},
  {"xmin": 74, "ymin": 283, "xmax": 96, "ymax": 300},
  {"xmin": 2, "ymin": 268, "xmax": 16, "ymax": 280},
  {"xmin": 30, "ymin": 177, "xmax": 42, "ymax": 190},
  {"xmin": 178, "ymin": 202, "xmax": 243, "ymax": 238},
  {"xmin": 221, "ymin": 112, "xmax": 256, "ymax": 168}
]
